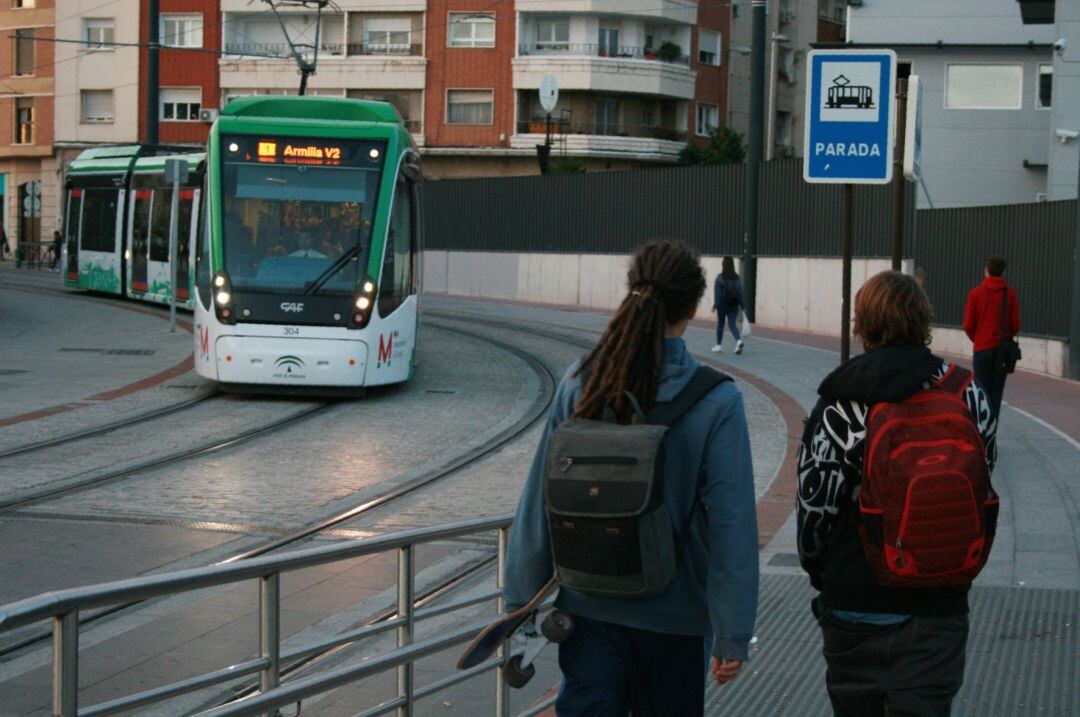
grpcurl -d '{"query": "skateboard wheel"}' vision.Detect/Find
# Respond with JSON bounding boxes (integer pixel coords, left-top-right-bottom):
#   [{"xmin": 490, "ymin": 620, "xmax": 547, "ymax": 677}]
[
  {"xmin": 502, "ymin": 655, "xmax": 536, "ymax": 689},
  {"xmin": 541, "ymin": 610, "xmax": 574, "ymax": 643}
]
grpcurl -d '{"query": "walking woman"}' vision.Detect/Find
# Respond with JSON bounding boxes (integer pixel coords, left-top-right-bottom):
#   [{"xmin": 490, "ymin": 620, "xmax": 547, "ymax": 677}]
[
  {"xmin": 504, "ymin": 240, "xmax": 759, "ymax": 716},
  {"xmin": 712, "ymin": 256, "xmax": 746, "ymax": 354}
]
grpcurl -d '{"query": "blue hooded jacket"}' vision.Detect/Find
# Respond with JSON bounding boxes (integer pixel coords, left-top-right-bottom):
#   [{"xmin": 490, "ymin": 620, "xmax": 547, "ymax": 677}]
[{"xmin": 504, "ymin": 337, "xmax": 760, "ymax": 661}]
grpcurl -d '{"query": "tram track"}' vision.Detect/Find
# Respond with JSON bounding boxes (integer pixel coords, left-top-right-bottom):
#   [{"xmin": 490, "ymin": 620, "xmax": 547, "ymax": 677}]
[
  {"xmin": 0, "ymin": 391, "xmax": 219, "ymax": 461},
  {"xmin": 0, "ymin": 319, "xmax": 562, "ymax": 672}
]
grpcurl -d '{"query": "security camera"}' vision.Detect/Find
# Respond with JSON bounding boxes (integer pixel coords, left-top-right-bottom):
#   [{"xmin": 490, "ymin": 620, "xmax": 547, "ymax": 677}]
[
  {"xmin": 1054, "ymin": 38, "xmax": 1067, "ymax": 54},
  {"xmin": 1056, "ymin": 128, "xmax": 1079, "ymax": 143}
]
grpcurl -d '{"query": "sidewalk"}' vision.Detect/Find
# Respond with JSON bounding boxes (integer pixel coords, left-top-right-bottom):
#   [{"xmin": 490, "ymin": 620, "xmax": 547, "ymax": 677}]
[{"xmin": 425, "ymin": 295, "xmax": 1079, "ymax": 717}]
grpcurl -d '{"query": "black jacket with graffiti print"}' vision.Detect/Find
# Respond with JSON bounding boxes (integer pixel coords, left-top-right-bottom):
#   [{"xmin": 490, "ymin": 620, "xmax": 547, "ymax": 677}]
[{"xmin": 795, "ymin": 345, "xmax": 997, "ymax": 615}]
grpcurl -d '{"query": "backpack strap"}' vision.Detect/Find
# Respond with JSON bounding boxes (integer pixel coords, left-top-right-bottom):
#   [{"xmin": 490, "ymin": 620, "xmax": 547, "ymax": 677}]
[
  {"xmin": 645, "ymin": 366, "xmax": 733, "ymax": 426},
  {"xmin": 935, "ymin": 364, "xmax": 973, "ymax": 397}
]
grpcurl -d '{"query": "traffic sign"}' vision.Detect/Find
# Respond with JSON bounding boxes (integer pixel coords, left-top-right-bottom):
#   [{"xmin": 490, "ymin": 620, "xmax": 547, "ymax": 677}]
[
  {"xmin": 539, "ymin": 74, "xmax": 558, "ymax": 113},
  {"xmin": 804, "ymin": 49, "xmax": 897, "ymax": 184},
  {"xmin": 903, "ymin": 75, "xmax": 922, "ymax": 181}
]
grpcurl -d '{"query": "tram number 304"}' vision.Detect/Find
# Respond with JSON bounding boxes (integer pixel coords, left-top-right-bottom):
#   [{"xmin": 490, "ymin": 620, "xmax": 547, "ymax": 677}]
[{"xmin": 284, "ymin": 327, "xmax": 301, "ymax": 336}]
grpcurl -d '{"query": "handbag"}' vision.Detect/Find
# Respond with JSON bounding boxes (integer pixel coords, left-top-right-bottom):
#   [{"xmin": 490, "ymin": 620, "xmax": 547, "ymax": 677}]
[
  {"xmin": 741, "ymin": 313, "xmax": 752, "ymax": 337},
  {"xmin": 996, "ymin": 287, "xmax": 1021, "ymax": 375}
]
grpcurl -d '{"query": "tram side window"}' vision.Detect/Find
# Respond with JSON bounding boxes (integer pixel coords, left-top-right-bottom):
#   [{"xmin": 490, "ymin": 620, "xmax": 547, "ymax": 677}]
[
  {"xmin": 80, "ymin": 189, "xmax": 119, "ymax": 252},
  {"xmin": 149, "ymin": 188, "xmax": 173, "ymax": 261},
  {"xmin": 195, "ymin": 187, "xmax": 212, "ymax": 308},
  {"xmin": 377, "ymin": 176, "xmax": 415, "ymax": 318},
  {"xmin": 131, "ymin": 190, "xmax": 152, "ymax": 257}
]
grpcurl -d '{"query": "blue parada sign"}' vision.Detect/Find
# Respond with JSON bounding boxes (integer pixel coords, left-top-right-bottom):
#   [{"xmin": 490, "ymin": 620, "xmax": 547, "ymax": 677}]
[{"xmin": 803, "ymin": 49, "xmax": 897, "ymax": 184}]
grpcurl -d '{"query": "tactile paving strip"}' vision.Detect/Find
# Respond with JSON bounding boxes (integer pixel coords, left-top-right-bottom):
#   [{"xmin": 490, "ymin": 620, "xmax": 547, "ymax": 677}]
[{"xmin": 706, "ymin": 575, "xmax": 1077, "ymax": 716}]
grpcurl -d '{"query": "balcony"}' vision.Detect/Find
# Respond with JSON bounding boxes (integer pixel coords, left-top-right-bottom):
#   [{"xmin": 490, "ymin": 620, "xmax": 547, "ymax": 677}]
[
  {"xmin": 518, "ymin": 42, "xmax": 689, "ymax": 66},
  {"xmin": 220, "ymin": 43, "xmax": 426, "ymax": 92},
  {"xmin": 516, "ymin": 119, "xmax": 685, "ymax": 142},
  {"xmin": 514, "ymin": 1, "xmax": 697, "ymax": 24},
  {"xmin": 511, "ymin": 120, "xmax": 686, "ymax": 160},
  {"xmin": 513, "ymin": 47, "xmax": 695, "ymax": 100}
]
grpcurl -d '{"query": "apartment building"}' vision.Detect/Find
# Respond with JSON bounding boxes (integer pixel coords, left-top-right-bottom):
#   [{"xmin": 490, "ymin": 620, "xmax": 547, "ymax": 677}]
[
  {"xmin": 1017, "ymin": 0, "xmax": 1080, "ymax": 201},
  {"xmin": 0, "ymin": 0, "xmax": 54, "ymax": 251},
  {"xmin": 727, "ymin": 0, "xmax": 847, "ymax": 160},
  {"xmin": 847, "ymin": 0, "xmax": 1055, "ymax": 208},
  {"xmin": 216, "ymin": 1, "xmax": 730, "ymax": 178},
  {"xmin": 138, "ymin": 0, "xmax": 220, "ymax": 145}
]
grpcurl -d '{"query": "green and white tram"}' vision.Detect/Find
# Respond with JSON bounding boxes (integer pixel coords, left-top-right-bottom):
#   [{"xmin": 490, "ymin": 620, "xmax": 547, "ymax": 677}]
[
  {"xmin": 195, "ymin": 96, "xmax": 421, "ymax": 391},
  {"xmin": 63, "ymin": 146, "xmax": 203, "ymax": 307}
]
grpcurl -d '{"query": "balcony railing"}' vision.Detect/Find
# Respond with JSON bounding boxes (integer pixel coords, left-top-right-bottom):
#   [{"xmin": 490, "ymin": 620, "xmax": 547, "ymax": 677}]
[
  {"xmin": 517, "ymin": 42, "xmax": 690, "ymax": 67},
  {"xmin": 346, "ymin": 42, "xmax": 423, "ymax": 57},
  {"xmin": 516, "ymin": 119, "xmax": 686, "ymax": 142},
  {"xmin": 223, "ymin": 42, "xmax": 422, "ymax": 58}
]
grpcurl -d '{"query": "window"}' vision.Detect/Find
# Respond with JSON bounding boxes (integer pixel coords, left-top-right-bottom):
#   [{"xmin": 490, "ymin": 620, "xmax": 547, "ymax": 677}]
[
  {"xmin": 598, "ymin": 26, "xmax": 619, "ymax": 56},
  {"xmin": 596, "ymin": 99, "xmax": 619, "ymax": 134},
  {"xmin": 13, "ymin": 0, "xmax": 35, "ymax": 7},
  {"xmin": 365, "ymin": 17, "xmax": 412, "ymax": 53},
  {"xmin": 84, "ymin": 19, "xmax": 114, "ymax": 50},
  {"xmin": 14, "ymin": 30, "xmax": 34, "ymax": 75},
  {"xmin": 449, "ymin": 13, "xmax": 494, "ymax": 48},
  {"xmin": 161, "ymin": 14, "xmax": 202, "ymax": 49},
  {"xmin": 945, "ymin": 64, "xmax": 1022, "ymax": 109},
  {"xmin": 149, "ymin": 188, "xmax": 172, "ymax": 262},
  {"xmin": 778, "ymin": 48, "xmax": 795, "ymax": 82},
  {"xmin": 81, "ymin": 90, "xmax": 114, "ymax": 122},
  {"xmin": 80, "ymin": 190, "xmax": 119, "ymax": 253},
  {"xmin": 696, "ymin": 103, "xmax": 719, "ymax": 136},
  {"xmin": 161, "ymin": 88, "xmax": 201, "ymax": 121},
  {"xmin": 378, "ymin": 175, "xmax": 416, "ymax": 317},
  {"xmin": 446, "ymin": 89, "xmax": 493, "ymax": 124},
  {"xmin": 699, "ymin": 29, "xmax": 720, "ymax": 66},
  {"xmin": 196, "ymin": 186, "xmax": 211, "ymax": 308},
  {"xmin": 1037, "ymin": 64, "xmax": 1052, "ymax": 109},
  {"xmin": 536, "ymin": 17, "xmax": 569, "ymax": 49},
  {"xmin": 14, "ymin": 98, "xmax": 33, "ymax": 143}
]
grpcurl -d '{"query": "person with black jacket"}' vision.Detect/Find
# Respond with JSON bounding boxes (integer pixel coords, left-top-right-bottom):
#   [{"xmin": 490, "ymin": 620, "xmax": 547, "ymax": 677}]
[
  {"xmin": 797, "ymin": 271, "xmax": 997, "ymax": 717},
  {"xmin": 711, "ymin": 256, "xmax": 747, "ymax": 354}
]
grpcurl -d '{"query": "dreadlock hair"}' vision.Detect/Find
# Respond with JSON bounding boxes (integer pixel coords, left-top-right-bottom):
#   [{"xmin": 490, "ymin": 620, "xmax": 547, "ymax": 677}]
[{"xmin": 573, "ymin": 240, "xmax": 707, "ymax": 424}]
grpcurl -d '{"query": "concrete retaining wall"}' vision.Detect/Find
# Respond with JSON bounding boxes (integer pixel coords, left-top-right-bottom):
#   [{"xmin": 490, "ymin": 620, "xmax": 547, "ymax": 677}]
[{"xmin": 422, "ymin": 251, "xmax": 1069, "ymax": 378}]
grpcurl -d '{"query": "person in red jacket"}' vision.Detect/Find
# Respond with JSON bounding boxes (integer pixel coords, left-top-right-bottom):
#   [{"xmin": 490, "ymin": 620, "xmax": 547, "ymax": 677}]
[{"xmin": 963, "ymin": 256, "xmax": 1020, "ymax": 418}]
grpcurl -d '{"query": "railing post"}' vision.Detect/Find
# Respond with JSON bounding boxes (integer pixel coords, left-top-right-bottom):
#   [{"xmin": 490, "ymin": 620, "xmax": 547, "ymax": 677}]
[
  {"xmin": 52, "ymin": 611, "xmax": 78, "ymax": 717},
  {"xmin": 495, "ymin": 527, "xmax": 510, "ymax": 717},
  {"xmin": 259, "ymin": 572, "xmax": 281, "ymax": 717},
  {"xmin": 397, "ymin": 545, "xmax": 415, "ymax": 717}
]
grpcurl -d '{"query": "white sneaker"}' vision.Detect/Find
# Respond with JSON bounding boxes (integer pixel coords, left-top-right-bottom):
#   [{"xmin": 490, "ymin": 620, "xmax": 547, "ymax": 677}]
[
  {"xmin": 735, "ymin": 340, "xmax": 744, "ymax": 355},
  {"xmin": 710, "ymin": 345, "xmax": 722, "ymax": 353}
]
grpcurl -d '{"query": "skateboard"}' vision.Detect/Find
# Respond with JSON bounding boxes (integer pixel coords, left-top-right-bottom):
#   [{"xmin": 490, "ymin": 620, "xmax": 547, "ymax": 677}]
[{"xmin": 457, "ymin": 577, "xmax": 574, "ymax": 687}]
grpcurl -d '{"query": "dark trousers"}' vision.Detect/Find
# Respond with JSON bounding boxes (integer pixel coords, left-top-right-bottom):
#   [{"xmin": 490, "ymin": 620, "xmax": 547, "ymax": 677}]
[
  {"xmin": 556, "ymin": 615, "xmax": 705, "ymax": 717},
  {"xmin": 973, "ymin": 349, "xmax": 1006, "ymax": 418},
  {"xmin": 818, "ymin": 611, "xmax": 968, "ymax": 717},
  {"xmin": 716, "ymin": 308, "xmax": 741, "ymax": 345}
]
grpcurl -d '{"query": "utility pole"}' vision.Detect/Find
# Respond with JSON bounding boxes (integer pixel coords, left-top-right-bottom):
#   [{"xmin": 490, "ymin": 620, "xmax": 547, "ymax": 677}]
[
  {"xmin": 742, "ymin": 0, "xmax": 767, "ymax": 322},
  {"xmin": 1071, "ymin": 147, "xmax": 1080, "ymax": 380},
  {"xmin": 147, "ymin": 0, "xmax": 160, "ymax": 145}
]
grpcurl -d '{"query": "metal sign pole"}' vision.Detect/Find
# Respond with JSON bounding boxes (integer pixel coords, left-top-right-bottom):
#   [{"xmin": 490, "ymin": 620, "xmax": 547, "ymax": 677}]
[
  {"xmin": 842, "ymin": 184, "xmax": 853, "ymax": 363},
  {"xmin": 891, "ymin": 77, "xmax": 908, "ymax": 271},
  {"xmin": 1071, "ymin": 147, "xmax": 1080, "ymax": 380}
]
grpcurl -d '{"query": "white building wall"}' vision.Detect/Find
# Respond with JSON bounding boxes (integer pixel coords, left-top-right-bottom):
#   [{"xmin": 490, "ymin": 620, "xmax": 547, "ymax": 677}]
[
  {"xmin": 54, "ymin": 0, "xmax": 140, "ymax": 145},
  {"xmin": 422, "ymin": 251, "xmax": 1068, "ymax": 377},
  {"xmin": 1047, "ymin": 0, "xmax": 1080, "ymax": 200}
]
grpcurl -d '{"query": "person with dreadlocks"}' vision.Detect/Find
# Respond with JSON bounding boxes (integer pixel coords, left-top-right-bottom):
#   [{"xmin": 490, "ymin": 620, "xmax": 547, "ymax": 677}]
[{"xmin": 504, "ymin": 240, "xmax": 759, "ymax": 716}]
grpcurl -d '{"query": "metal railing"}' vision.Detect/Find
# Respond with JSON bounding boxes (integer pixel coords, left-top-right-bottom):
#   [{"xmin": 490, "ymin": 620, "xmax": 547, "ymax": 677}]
[
  {"xmin": 516, "ymin": 119, "xmax": 686, "ymax": 142},
  {"xmin": 517, "ymin": 42, "xmax": 690, "ymax": 67},
  {"xmin": 223, "ymin": 42, "xmax": 423, "ymax": 58},
  {"xmin": 0, "ymin": 515, "xmax": 554, "ymax": 717}
]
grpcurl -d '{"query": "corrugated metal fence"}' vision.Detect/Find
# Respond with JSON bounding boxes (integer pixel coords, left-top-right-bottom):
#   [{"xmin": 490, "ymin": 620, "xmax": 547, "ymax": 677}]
[
  {"xmin": 423, "ymin": 160, "xmax": 1072, "ymax": 337},
  {"xmin": 917, "ymin": 200, "xmax": 1075, "ymax": 338}
]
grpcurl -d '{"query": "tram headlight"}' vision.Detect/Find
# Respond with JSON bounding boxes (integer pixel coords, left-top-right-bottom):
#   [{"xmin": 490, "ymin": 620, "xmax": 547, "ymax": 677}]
[
  {"xmin": 216, "ymin": 290, "xmax": 232, "ymax": 306},
  {"xmin": 363, "ymin": 281, "xmax": 375, "ymax": 293},
  {"xmin": 355, "ymin": 296, "xmax": 371, "ymax": 311},
  {"xmin": 214, "ymin": 275, "xmax": 226, "ymax": 288}
]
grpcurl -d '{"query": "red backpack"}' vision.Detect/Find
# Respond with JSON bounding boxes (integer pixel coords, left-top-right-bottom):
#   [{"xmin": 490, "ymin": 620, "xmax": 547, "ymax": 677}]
[{"xmin": 859, "ymin": 366, "xmax": 999, "ymax": 588}]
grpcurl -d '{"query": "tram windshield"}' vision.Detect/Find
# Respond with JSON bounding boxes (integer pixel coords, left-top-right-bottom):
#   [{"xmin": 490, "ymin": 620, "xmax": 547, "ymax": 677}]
[{"xmin": 219, "ymin": 135, "xmax": 386, "ymax": 295}]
